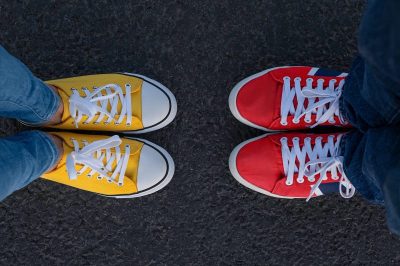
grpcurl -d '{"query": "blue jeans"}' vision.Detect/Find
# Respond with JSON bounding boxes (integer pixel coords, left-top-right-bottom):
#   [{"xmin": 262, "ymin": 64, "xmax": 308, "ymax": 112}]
[
  {"xmin": 341, "ymin": 0, "xmax": 400, "ymax": 235},
  {"xmin": 0, "ymin": 46, "xmax": 61, "ymax": 201}
]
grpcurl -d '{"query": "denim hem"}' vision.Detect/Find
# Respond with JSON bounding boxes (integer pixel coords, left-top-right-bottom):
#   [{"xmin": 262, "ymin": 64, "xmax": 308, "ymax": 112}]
[
  {"xmin": 339, "ymin": 131, "xmax": 348, "ymax": 157},
  {"xmin": 36, "ymin": 131, "xmax": 62, "ymax": 173},
  {"xmin": 18, "ymin": 82, "xmax": 62, "ymax": 126}
]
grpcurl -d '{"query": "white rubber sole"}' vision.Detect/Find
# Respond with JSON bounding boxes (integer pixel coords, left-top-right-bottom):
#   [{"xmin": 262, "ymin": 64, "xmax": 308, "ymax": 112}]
[
  {"xmin": 229, "ymin": 133, "xmax": 297, "ymax": 199},
  {"xmin": 228, "ymin": 66, "xmax": 291, "ymax": 132},
  {"xmin": 121, "ymin": 72, "xmax": 178, "ymax": 134},
  {"xmin": 110, "ymin": 137, "xmax": 175, "ymax": 198}
]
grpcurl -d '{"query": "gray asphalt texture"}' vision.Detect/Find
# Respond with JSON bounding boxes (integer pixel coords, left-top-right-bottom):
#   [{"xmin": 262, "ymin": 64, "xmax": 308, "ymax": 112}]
[{"xmin": 1, "ymin": 0, "xmax": 399, "ymax": 265}]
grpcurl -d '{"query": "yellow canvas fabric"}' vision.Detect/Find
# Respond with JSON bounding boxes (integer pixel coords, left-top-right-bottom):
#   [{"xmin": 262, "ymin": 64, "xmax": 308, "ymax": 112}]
[
  {"xmin": 41, "ymin": 132, "xmax": 144, "ymax": 197},
  {"xmin": 46, "ymin": 74, "xmax": 143, "ymax": 131}
]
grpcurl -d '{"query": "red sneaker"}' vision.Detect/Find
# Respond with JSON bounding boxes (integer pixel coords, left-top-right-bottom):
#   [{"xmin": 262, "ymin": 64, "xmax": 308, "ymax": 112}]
[
  {"xmin": 229, "ymin": 132, "xmax": 355, "ymax": 200},
  {"xmin": 229, "ymin": 66, "xmax": 350, "ymax": 131}
]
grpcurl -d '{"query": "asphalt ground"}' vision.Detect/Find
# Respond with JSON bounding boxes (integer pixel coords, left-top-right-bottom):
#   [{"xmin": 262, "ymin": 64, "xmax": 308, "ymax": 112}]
[{"xmin": 1, "ymin": 0, "xmax": 400, "ymax": 265}]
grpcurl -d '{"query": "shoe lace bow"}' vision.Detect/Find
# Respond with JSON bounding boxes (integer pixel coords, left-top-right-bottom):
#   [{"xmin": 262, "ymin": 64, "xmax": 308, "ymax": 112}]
[
  {"xmin": 69, "ymin": 83, "xmax": 132, "ymax": 127},
  {"xmin": 281, "ymin": 135, "xmax": 355, "ymax": 201}
]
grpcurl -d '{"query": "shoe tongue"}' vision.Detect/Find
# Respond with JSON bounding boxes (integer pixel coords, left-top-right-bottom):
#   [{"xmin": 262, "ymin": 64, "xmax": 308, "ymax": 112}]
[
  {"xmin": 59, "ymin": 86, "xmax": 125, "ymax": 121},
  {"xmin": 57, "ymin": 89, "xmax": 71, "ymax": 121}
]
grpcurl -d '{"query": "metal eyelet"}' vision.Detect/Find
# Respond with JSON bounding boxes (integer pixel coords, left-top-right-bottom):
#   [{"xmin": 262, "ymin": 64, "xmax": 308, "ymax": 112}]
[
  {"xmin": 97, "ymin": 176, "xmax": 102, "ymax": 180},
  {"xmin": 292, "ymin": 119, "xmax": 300, "ymax": 124},
  {"xmin": 280, "ymin": 121, "xmax": 288, "ymax": 126},
  {"xmin": 118, "ymin": 182, "xmax": 123, "ymax": 187},
  {"xmin": 297, "ymin": 178, "xmax": 304, "ymax": 184},
  {"xmin": 293, "ymin": 137, "xmax": 300, "ymax": 141},
  {"xmin": 285, "ymin": 180, "xmax": 293, "ymax": 186}
]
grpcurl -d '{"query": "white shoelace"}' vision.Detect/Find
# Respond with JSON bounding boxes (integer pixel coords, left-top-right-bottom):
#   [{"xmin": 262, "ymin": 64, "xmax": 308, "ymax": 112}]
[
  {"xmin": 281, "ymin": 135, "xmax": 355, "ymax": 201},
  {"xmin": 69, "ymin": 83, "xmax": 132, "ymax": 128},
  {"xmin": 66, "ymin": 136, "xmax": 130, "ymax": 186},
  {"xmin": 280, "ymin": 76, "xmax": 346, "ymax": 127}
]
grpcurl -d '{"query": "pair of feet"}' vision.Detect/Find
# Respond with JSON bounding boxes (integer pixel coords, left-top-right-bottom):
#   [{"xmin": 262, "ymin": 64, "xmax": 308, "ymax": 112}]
[
  {"xmin": 42, "ymin": 73, "xmax": 177, "ymax": 198},
  {"xmin": 229, "ymin": 66, "xmax": 356, "ymax": 201},
  {"xmin": 41, "ymin": 66, "xmax": 355, "ymax": 200}
]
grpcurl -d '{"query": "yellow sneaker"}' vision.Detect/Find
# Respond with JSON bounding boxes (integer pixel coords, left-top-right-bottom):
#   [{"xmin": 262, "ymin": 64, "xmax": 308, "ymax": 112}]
[
  {"xmin": 46, "ymin": 73, "xmax": 177, "ymax": 133},
  {"xmin": 41, "ymin": 132, "xmax": 174, "ymax": 198}
]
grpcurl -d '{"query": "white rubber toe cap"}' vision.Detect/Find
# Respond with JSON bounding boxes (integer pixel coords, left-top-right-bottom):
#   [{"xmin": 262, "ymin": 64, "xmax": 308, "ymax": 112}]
[
  {"xmin": 121, "ymin": 73, "xmax": 177, "ymax": 134},
  {"xmin": 136, "ymin": 144, "xmax": 168, "ymax": 191},
  {"xmin": 141, "ymin": 81, "xmax": 171, "ymax": 128}
]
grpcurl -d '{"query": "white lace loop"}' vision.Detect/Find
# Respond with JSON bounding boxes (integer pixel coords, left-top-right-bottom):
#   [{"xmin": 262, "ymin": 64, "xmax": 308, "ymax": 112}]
[
  {"xmin": 305, "ymin": 156, "xmax": 355, "ymax": 202},
  {"xmin": 69, "ymin": 83, "xmax": 132, "ymax": 128},
  {"xmin": 280, "ymin": 76, "xmax": 345, "ymax": 127},
  {"xmin": 281, "ymin": 135, "xmax": 355, "ymax": 201},
  {"xmin": 66, "ymin": 135, "xmax": 130, "ymax": 186}
]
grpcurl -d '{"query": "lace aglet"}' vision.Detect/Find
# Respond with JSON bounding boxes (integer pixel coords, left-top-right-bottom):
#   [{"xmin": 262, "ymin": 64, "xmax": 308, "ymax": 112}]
[{"xmin": 306, "ymin": 184, "xmax": 318, "ymax": 202}]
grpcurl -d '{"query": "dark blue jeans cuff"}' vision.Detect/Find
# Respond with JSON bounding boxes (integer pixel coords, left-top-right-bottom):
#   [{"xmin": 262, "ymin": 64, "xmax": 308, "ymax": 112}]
[{"xmin": 340, "ymin": 130, "xmax": 385, "ymax": 205}]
